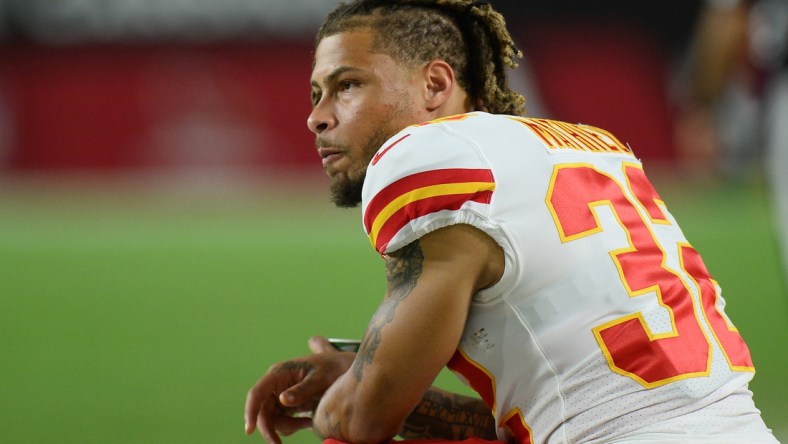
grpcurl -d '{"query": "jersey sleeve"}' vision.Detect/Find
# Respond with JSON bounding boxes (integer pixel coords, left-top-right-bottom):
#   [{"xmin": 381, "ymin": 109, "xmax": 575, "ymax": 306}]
[{"xmin": 361, "ymin": 116, "xmax": 497, "ymax": 255}]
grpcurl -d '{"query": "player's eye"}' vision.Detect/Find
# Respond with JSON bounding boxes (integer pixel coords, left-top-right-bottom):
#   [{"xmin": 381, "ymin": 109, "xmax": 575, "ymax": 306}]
[
  {"xmin": 340, "ymin": 80, "xmax": 357, "ymax": 91},
  {"xmin": 311, "ymin": 90, "xmax": 321, "ymax": 107}
]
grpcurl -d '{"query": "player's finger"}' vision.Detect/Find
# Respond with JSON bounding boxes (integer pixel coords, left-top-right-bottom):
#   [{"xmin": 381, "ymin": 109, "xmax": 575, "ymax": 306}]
[
  {"xmin": 308, "ymin": 335, "xmax": 334, "ymax": 353},
  {"xmin": 257, "ymin": 409, "xmax": 283, "ymax": 444},
  {"xmin": 244, "ymin": 387, "xmax": 262, "ymax": 435},
  {"xmin": 278, "ymin": 371, "xmax": 315, "ymax": 407},
  {"xmin": 276, "ymin": 415, "xmax": 314, "ymax": 436},
  {"xmin": 245, "ymin": 372, "xmax": 277, "ymax": 435},
  {"xmin": 261, "ymin": 392, "xmax": 289, "ymax": 444}
]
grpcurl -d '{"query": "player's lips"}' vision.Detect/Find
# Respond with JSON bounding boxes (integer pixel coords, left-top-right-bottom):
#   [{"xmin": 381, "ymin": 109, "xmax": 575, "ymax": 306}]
[{"xmin": 318, "ymin": 147, "xmax": 344, "ymax": 167}]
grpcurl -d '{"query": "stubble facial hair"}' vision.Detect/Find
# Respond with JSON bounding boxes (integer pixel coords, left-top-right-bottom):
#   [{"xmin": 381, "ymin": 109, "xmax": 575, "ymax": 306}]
[
  {"xmin": 330, "ymin": 174, "xmax": 366, "ymax": 208},
  {"xmin": 329, "ymin": 125, "xmax": 395, "ymax": 208}
]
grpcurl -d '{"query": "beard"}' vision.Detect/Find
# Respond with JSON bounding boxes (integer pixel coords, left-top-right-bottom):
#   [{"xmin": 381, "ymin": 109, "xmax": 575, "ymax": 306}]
[
  {"xmin": 330, "ymin": 174, "xmax": 366, "ymax": 208},
  {"xmin": 326, "ymin": 124, "xmax": 399, "ymax": 208}
]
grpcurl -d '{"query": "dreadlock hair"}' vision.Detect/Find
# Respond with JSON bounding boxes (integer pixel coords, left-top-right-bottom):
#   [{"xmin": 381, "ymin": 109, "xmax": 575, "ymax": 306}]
[{"xmin": 316, "ymin": 0, "xmax": 526, "ymax": 116}]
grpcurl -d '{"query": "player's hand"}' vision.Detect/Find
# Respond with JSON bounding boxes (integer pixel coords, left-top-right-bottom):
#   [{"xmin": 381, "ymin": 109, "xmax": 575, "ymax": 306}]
[{"xmin": 244, "ymin": 336, "xmax": 354, "ymax": 444}]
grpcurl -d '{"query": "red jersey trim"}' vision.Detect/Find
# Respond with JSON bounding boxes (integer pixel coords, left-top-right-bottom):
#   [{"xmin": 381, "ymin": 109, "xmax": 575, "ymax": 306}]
[
  {"xmin": 447, "ymin": 347, "xmax": 497, "ymax": 412},
  {"xmin": 501, "ymin": 408, "xmax": 534, "ymax": 444},
  {"xmin": 364, "ymin": 168, "xmax": 495, "ymax": 254}
]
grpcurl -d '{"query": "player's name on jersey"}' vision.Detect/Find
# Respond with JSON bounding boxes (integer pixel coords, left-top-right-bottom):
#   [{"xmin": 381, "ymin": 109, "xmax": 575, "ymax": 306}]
[{"xmin": 512, "ymin": 117, "xmax": 633, "ymax": 155}]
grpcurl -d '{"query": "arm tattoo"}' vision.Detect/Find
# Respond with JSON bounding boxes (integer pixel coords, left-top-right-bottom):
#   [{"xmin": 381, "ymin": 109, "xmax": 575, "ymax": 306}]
[
  {"xmin": 274, "ymin": 361, "xmax": 313, "ymax": 375},
  {"xmin": 352, "ymin": 240, "xmax": 424, "ymax": 381},
  {"xmin": 314, "ymin": 410, "xmax": 347, "ymax": 442},
  {"xmin": 400, "ymin": 390, "xmax": 498, "ymax": 440}
]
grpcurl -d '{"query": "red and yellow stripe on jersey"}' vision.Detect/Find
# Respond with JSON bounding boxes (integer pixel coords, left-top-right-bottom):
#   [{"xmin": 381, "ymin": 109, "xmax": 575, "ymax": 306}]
[
  {"xmin": 448, "ymin": 348, "xmax": 534, "ymax": 444},
  {"xmin": 363, "ymin": 168, "xmax": 495, "ymax": 254},
  {"xmin": 447, "ymin": 348, "xmax": 497, "ymax": 412}
]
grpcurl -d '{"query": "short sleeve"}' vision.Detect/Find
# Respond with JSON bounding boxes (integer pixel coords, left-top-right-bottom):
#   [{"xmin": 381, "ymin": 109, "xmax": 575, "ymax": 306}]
[{"xmin": 361, "ymin": 115, "xmax": 497, "ymax": 255}]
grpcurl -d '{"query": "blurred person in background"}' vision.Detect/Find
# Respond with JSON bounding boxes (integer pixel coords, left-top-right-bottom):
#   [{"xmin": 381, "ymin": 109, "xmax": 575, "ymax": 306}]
[
  {"xmin": 244, "ymin": 1, "xmax": 779, "ymax": 443},
  {"xmin": 751, "ymin": 0, "xmax": 788, "ymax": 288},
  {"xmin": 674, "ymin": 0, "xmax": 758, "ymax": 177},
  {"xmin": 492, "ymin": 0, "xmax": 705, "ymax": 167},
  {"xmin": 680, "ymin": 0, "xmax": 788, "ymax": 284}
]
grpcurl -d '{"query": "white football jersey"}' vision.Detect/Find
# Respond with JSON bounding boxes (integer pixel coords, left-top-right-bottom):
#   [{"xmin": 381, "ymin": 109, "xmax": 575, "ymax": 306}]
[{"xmin": 361, "ymin": 112, "xmax": 776, "ymax": 443}]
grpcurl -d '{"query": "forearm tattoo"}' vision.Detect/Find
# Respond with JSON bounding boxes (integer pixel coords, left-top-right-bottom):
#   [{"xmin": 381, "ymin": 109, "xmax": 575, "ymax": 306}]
[
  {"xmin": 352, "ymin": 240, "xmax": 424, "ymax": 382},
  {"xmin": 400, "ymin": 390, "xmax": 498, "ymax": 440},
  {"xmin": 314, "ymin": 410, "xmax": 347, "ymax": 442}
]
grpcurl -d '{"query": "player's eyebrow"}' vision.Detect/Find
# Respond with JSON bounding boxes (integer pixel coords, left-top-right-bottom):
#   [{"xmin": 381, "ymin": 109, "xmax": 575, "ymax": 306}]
[{"xmin": 311, "ymin": 66, "xmax": 363, "ymax": 89}]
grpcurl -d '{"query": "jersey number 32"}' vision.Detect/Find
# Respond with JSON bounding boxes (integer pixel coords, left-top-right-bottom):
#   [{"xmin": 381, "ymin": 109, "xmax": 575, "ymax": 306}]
[{"xmin": 547, "ymin": 163, "xmax": 753, "ymax": 388}]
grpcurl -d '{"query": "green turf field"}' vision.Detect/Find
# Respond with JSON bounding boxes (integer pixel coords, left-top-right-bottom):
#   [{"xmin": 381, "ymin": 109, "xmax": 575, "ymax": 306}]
[{"xmin": 1, "ymin": 173, "xmax": 786, "ymax": 443}]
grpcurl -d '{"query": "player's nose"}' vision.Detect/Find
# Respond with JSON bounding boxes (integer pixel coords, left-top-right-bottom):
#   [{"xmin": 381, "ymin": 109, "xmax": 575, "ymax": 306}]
[{"xmin": 307, "ymin": 100, "xmax": 336, "ymax": 134}]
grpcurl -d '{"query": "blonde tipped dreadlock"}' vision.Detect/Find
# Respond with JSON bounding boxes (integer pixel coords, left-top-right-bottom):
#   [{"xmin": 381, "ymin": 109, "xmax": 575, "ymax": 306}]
[{"xmin": 317, "ymin": 0, "xmax": 526, "ymax": 116}]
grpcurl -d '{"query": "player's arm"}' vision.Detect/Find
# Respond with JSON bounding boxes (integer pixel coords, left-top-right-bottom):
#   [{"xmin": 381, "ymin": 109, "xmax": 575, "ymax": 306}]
[
  {"xmin": 312, "ymin": 223, "xmax": 504, "ymax": 443},
  {"xmin": 400, "ymin": 387, "xmax": 497, "ymax": 440}
]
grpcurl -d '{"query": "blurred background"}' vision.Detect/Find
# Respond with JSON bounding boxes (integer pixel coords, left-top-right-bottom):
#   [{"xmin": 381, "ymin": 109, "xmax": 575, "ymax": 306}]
[{"xmin": 0, "ymin": 0, "xmax": 785, "ymax": 442}]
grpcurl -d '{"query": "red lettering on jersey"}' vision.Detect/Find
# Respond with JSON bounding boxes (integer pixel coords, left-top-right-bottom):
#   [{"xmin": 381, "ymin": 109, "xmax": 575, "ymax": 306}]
[
  {"xmin": 680, "ymin": 246, "xmax": 754, "ymax": 370},
  {"xmin": 547, "ymin": 163, "xmax": 753, "ymax": 387},
  {"xmin": 511, "ymin": 117, "xmax": 633, "ymax": 155}
]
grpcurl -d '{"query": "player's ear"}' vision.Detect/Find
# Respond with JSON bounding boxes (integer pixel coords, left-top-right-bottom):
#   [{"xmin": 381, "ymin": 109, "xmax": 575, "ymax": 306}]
[{"xmin": 422, "ymin": 60, "xmax": 456, "ymax": 111}]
